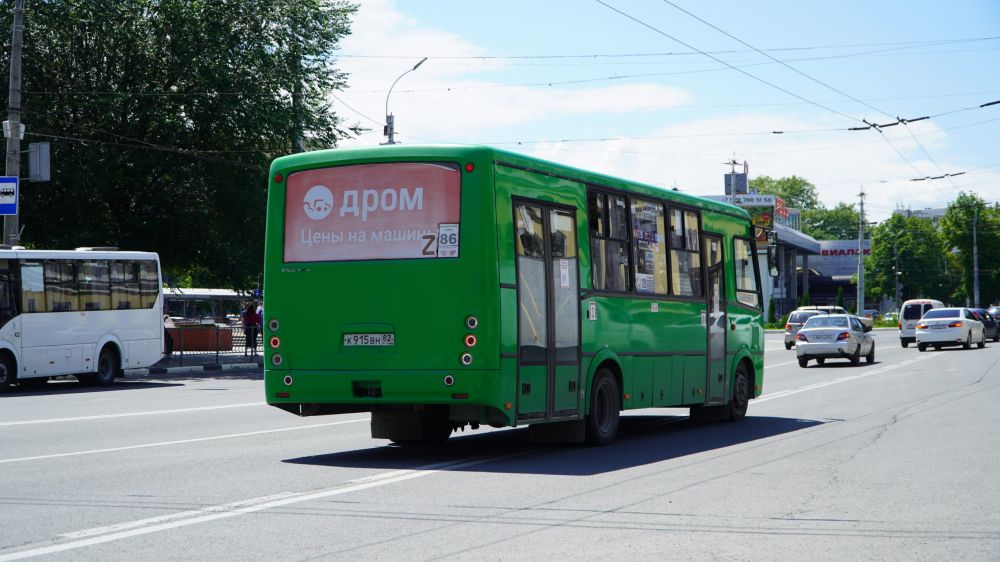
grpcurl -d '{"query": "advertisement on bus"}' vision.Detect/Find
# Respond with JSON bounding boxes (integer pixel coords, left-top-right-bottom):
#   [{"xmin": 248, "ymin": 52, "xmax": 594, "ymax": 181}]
[{"xmin": 284, "ymin": 162, "xmax": 462, "ymax": 262}]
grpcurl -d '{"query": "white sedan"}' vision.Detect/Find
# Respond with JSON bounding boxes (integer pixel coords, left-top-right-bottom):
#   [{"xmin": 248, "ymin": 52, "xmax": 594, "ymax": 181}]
[
  {"xmin": 795, "ymin": 314, "xmax": 874, "ymax": 367},
  {"xmin": 915, "ymin": 307, "xmax": 986, "ymax": 351}
]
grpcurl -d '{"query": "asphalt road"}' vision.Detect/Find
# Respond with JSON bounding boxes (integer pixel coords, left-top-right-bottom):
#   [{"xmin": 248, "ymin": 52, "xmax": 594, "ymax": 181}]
[{"xmin": 2, "ymin": 330, "xmax": 999, "ymax": 561}]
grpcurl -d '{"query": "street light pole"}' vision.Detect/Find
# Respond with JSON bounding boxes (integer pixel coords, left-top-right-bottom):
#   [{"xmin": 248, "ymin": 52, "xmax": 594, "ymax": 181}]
[{"xmin": 383, "ymin": 57, "xmax": 427, "ymax": 145}]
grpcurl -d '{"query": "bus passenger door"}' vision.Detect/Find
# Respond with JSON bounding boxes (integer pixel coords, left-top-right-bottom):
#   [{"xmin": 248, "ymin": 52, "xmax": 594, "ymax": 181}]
[
  {"xmin": 513, "ymin": 201, "xmax": 581, "ymax": 421},
  {"xmin": 704, "ymin": 234, "xmax": 727, "ymax": 404}
]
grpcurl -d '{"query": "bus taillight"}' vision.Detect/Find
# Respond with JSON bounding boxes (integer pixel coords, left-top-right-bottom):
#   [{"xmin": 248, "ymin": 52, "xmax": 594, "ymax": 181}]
[
  {"xmin": 464, "ymin": 334, "xmax": 477, "ymax": 348},
  {"xmin": 269, "ymin": 336, "xmax": 281, "ymax": 349},
  {"xmin": 268, "ymin": 319, "xmax": 279, "ymax": 331},
  {"xmin": 460, "ymin": 353, "xmax": 473, "ymax": 366},
  {"xmin": 272, "ymin": 354, "xmax": 283, "ymax": 366},
  {"xmin": 465, "ymin": 316, "xmax": 478, "ymax": 330}
]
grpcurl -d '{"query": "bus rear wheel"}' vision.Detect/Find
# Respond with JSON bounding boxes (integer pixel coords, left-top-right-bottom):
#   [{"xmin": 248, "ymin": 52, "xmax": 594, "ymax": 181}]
[
  {"xmin": 0, "ymin": 354, "xmax": 14, "ymax": 393},
  {"xmin": 82, "ymin": 347, "xmax": 119, "ymax": 386},
  {"xmin": 586, "ymin": 368, "xmax": 620, "ymax": 446}
]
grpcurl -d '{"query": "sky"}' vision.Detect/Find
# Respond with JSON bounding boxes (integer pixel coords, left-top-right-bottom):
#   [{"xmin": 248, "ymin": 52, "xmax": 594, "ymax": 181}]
[{"xmin": 333, "ymin": 0, "xmax": 1000, "ymax": 221}]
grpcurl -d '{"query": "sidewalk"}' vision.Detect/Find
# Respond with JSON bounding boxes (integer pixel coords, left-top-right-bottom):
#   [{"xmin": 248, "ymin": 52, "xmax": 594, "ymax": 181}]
[{"xmin": 126, "ymin": 350, "xmax": 264, "ymax": 377}]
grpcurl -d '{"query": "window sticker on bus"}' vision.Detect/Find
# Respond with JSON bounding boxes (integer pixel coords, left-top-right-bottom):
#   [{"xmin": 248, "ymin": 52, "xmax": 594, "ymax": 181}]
[
  {"xmin": 559, "ymin": 259, "xmax": 569, "ymax": 288},
  {"xmin": 436, "ymin": 223, "xmax": 459, "ymax": 258},
  {"xmin": 284, "ymin": 163, "xmax": 461, "ymax": 262}
]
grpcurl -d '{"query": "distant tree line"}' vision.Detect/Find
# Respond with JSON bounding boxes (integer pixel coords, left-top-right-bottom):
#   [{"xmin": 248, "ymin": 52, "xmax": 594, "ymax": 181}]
[
  {"xmin": 0, "ymin": 0, "xmax": 360, "ymax": 290},
  {"xmin": 751, "ymin": 176, "xmax": 1000, "ymax": 306}
]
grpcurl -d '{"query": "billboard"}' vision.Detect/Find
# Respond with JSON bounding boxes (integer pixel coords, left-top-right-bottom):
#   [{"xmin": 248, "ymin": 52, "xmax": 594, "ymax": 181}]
[{"xmin": 284, "ymin": 162, "xmax": 462, "ymax": 263}]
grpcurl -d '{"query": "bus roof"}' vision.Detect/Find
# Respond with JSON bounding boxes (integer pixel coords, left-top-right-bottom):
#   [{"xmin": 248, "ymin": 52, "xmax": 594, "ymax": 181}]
[
  {"xmin": 270, "ymin": 144, "xmax": 750, "ymax": 220},
  {"xmin": 0, "ymin": 248, "xmax": 159, "ymax": 260}
]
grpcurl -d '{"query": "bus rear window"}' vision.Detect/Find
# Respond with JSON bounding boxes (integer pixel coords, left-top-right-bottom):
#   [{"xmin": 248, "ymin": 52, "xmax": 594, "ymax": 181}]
[
  {"xmin": 903, "ymin": 304, "xmax": 924, "ymax": 320},
  {"xmin": 283, "ymin": 162, "xmax": 461, "ymax": 263}
]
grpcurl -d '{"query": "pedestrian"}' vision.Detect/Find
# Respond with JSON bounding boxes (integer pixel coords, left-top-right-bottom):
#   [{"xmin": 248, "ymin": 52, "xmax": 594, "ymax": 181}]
[
  {"xmin": 163, "ymin": 315, "xmax": 175, "ymax": 357},
  {"xmin": 242, "ymin": 302, "xmax": 260, "ymax": 356},
  {"xmin": 256, "ymin": 300, "xmax": 264, "ymax": 331}
]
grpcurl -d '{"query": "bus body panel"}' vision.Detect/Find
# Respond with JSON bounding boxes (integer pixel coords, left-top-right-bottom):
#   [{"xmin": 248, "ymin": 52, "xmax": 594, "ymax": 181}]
[{"xmin": 264, "ymin": 147, "xmax": 505, "ymax": 417}]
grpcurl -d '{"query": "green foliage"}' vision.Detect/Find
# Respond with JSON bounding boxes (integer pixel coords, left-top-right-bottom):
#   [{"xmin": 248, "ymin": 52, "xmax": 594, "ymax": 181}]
[
  {"xmin": 768, "ymin": 295, "xmax": 777, "ymax": 323},
  {"xmin": 941, "ymin": 193, "xmax": 1000, "ymax": 305},
  {"xmin": 800, "ymin": 290, "xmax": 810, "ymax": 307},
  {"xmin": 835, "ymin": 286, "xmax": 844, "ymax": 308},
  {"xmin": 866, "ymin": 213, "xmax": 953, "ymax": 303},
  {"xmin": 1, "ymin": 1, "xmax": 360, "ymax": 290},
  {"xmin": 801, "ymin": 202, "xmax": 860, "ymax": 240},
  {"xmin": 749, "ymin": 175, "xmax": 821, "ymax": 210}
]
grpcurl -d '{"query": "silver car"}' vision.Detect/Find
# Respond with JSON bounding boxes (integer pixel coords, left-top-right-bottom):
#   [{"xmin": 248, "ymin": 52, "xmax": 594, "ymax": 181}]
[
  {"xmin": 795, "ymin": 314, "xmax": 875, "ymax": 367},
  {"xmin": 783, "ymin": 310, "xmax": 824, "ymax": 350}
]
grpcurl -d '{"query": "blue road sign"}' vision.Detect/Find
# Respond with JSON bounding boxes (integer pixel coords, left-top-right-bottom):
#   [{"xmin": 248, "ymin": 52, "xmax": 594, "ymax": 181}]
[{"xmin": 0, "ymin": 176, "xmax": 17, "ymax": 215}]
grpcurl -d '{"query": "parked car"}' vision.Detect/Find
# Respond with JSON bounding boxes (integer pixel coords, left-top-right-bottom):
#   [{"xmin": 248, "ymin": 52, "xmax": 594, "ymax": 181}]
[
  {"xmin": 969, "ymin": 308, "xmax": 999, "ymax": 342},
  {"xmin": 899, "ymin": 299, "xmax": 944, "ymax": 348},
  {"xmin": 988, "ymin": 305, "xmax": 1000, "ymax": 320},
  {"xmin": 795, "ymin": 314, "xmax": 875, "ymax": 367},
  {"xmin": 784, "ymin": 309, "xmax": 825, "ymax": 350},
  {"xmin": 915, "ymin": 307, "xmax": 986, "ymax": 351},
  {"xmin": 862, "ymin": 309, "xmax": 880, "ymax": 321}
]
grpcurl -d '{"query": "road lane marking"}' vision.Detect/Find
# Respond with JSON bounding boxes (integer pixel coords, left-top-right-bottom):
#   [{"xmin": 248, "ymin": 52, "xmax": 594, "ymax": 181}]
[
  {"xmin": 0, "ymin": 453, "xmax": 530, "ymax": 562},
  {"xmin": 755, "ymin": 353, "xmax": 938, "ymax": 404},
  {"xmin": 0, "ymin": 418, "xmax": 370, "ymax": 465},
  {"xmin": 0, "ymin": 403, "xmax": 266, "ymax": 427}
]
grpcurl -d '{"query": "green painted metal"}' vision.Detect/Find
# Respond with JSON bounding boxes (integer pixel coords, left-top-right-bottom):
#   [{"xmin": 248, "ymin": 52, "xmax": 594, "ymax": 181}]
[{"xmin": 264, "ymin": 145, "xmax": 764, "ymax": 430}]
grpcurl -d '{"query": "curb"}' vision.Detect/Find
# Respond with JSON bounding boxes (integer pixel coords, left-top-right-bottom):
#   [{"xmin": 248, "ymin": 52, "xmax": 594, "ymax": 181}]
[{"xmin": 125, "ymin": 362, "xmax": 263, "ymax": 377}]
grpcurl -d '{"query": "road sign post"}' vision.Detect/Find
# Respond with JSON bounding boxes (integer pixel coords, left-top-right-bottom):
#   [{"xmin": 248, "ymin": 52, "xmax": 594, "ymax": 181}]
[{"xmin": 0, "ymin": 176, "xmax": 17, "ymax": 216}]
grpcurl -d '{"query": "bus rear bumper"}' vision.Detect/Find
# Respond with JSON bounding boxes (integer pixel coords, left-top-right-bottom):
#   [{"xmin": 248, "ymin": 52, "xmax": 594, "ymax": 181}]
[{"xmin": 264, "ymin": 368, "xmax": 511, "ymax": 425}]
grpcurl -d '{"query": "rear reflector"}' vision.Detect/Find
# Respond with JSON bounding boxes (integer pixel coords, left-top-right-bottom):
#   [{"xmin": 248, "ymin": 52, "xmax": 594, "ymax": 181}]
[
  {"xmin": 276, "ymin": 392, "xmax": 290, "ymax": 398},
  {"xmin": 452, "ymin": 393, "xmax": 469, "ymax": 399}
]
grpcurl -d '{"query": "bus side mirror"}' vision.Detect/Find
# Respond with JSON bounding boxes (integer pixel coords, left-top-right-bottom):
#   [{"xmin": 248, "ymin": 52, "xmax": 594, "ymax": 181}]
[{"xmin": 767, "ymin": 243, "xmax": 779, "ymax": 278}]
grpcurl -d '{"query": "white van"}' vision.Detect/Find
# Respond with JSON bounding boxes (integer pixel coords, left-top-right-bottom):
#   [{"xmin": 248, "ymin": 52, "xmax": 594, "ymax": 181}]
[{"xmin": 899, "ymin": 299, "xmax": 945, "ymax": 347}]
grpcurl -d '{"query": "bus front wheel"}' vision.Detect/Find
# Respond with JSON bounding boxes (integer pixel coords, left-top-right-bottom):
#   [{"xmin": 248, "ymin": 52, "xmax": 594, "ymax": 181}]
[
  {"xmin": 586, "ymin": 368, "xmax": 620, "ymax": 446},
  {"xmin": 0, "ymin": 354, "xmax": 14, "ymax": 393}
]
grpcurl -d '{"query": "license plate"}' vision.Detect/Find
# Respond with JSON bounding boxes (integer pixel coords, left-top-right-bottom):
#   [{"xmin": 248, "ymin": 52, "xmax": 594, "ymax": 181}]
[
  {"xmin": 343, "ymin": 333, "xmax": 395, "ymax": 346},
  {"xmin": 930, "ymin": 325, "xmax": 946, "ymax": 330},
  {"xmin": 813, "ymin": 335, "xmax": 833, "ymax": 341}
]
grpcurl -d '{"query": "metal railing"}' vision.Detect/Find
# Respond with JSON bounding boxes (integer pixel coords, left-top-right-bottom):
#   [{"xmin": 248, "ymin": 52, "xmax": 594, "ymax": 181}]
[{"xmin": 163, "ymin": 322, "xmax": 263, "ymax": 367}]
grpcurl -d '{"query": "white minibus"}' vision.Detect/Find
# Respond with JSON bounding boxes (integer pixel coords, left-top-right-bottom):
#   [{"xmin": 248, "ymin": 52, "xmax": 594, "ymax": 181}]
[{"xmin": 0, "ymin": 248, "xmax": 163, "ymax": 391}]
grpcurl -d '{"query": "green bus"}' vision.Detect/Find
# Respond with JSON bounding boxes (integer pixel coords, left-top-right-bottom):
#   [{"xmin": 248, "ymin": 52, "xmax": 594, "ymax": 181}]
[{"xmin": 264, "ymin": 145, "xmax": 765, "ymax": 445}]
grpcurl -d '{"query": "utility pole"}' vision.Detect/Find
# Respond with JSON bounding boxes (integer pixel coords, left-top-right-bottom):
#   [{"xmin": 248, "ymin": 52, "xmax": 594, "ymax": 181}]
[
  {"xmin": 973, "ymin": 205, "xmax": 980, "ymax": 307},
  {"xmin": 893, "ymin": 237, "xmax": 901, "ymax": 309},
  {"xmin": 4, "ymin": 0, "xmax": 24, "ymax": 245},
  {"xmin": 857, "ymin": 186, "xmax": 865, "ymax": 313}
]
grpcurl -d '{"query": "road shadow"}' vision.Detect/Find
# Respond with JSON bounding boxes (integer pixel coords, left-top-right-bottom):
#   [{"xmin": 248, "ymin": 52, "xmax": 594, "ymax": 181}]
[
  {"xmin": 3, "ymin": 378, "xmax": 184, "ymax": 397},
  {"xmin": 283, "ymin": 415, "xmax": 823, "ymax": 476}
]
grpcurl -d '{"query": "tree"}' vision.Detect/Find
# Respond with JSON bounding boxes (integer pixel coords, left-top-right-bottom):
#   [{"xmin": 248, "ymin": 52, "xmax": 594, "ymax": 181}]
[
  {"xmin": 801, "ymin": 202, "xmax": 860, "ymax": 240},
  {"xmin": 1, "ymin": 1, "xmax": 361, "ymax": 289},
  {"xmin": 866, "ymin": 213, "xmax": 951, "ymax": 304},
  {"xmin": 941, "ymin": 193, "xmax": 1000, "ymax": 306},
  {"xmin": 749, "ymin": 175, "xmax": 821, "ymax": 211},
  {"xmin": 835, "ymin": 286, "xmax": 844, "ymax": 308}
]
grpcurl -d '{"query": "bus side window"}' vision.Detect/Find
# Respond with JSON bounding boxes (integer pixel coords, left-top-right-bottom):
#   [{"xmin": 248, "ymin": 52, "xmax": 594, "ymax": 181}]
[
  {"xmin": 139, "ymin": 260, "xmax": 159, "ymax": 309},
  {"xmin": 21, "ymin": 261, "xmax": 44, "ymax": 313},
  {"xmin": 588, "ymin": 191, "xmax": 630, "ymax": 292}
]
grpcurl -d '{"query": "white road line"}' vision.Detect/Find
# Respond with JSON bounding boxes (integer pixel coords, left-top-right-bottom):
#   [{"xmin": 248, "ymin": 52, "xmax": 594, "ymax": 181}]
[
  {"xmin": 0, "ymin": 418, "xmax": 369, "ymax": 465},
  {"xmin": 0, "ymin": 453, "xmax": 528, "ymax": 562},
  {"xmin": 754, "ymin": 353, "xmax": 937, "ymax": 404},
  {"xmin": 0, "ymin": 402, "xmax": 266, "ymax": 427}
]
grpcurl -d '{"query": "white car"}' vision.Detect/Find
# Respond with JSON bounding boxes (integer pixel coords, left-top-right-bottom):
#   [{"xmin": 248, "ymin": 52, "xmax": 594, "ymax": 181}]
[
  {"xmin": 915, "ymin": 307, "xmax": 986, "ymax": 351},
  {"xmin": 795, "ymin": 314, "xmax": 875, "ymax": 367}
]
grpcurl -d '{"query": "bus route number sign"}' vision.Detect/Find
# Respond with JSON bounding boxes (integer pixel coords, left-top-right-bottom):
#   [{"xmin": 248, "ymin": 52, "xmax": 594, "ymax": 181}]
[{"xmin": 343, "ymin": 333, "xmax": 395, "ymax": 347}]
